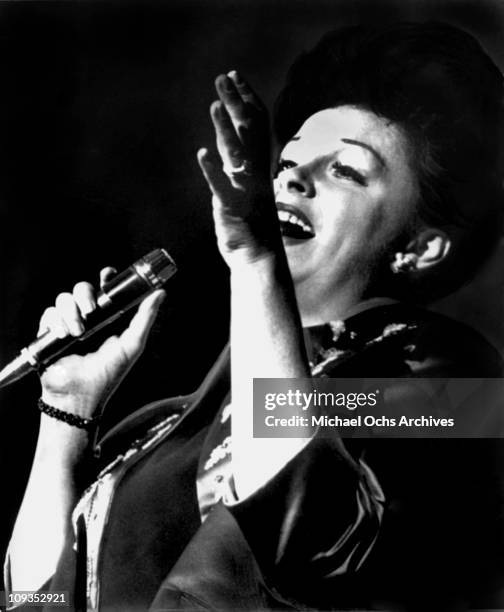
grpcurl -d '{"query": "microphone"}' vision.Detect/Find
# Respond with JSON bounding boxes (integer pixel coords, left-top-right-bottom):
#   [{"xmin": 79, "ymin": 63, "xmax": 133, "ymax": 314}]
[{"xmin": 0, "ymin": 248, "xmax": 177, "ymax": 388}]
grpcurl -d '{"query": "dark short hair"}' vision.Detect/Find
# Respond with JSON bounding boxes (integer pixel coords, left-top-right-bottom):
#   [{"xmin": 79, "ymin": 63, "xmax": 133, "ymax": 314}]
[{"xmin": 274, "ymin": 22, "xmax": 504, "ymax": 298}]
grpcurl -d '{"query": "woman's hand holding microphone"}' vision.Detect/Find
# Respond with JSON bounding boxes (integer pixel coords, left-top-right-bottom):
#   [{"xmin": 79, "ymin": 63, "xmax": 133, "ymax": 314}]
[{"xmin": 38, "ymin": 266, "xmax": 166, "ymax": 427}]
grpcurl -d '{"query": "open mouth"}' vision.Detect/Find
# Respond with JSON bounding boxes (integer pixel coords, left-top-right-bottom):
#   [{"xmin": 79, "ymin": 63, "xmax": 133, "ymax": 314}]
[{"xmin": 276, "ymin": 204, "xmax": 315, "ymax": 240}]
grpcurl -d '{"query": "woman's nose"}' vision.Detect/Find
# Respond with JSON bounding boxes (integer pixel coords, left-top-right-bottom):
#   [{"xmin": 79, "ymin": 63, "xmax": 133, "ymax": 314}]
[{"xmin": 276, "ymin": 166, "xmax": 315, "ymax": 198}]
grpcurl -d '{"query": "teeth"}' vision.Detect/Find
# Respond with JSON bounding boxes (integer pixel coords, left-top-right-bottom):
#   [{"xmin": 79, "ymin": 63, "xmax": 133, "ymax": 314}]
[{"xmin": 277, "ymin": 209, "xmax": 313, "ymax": 234}]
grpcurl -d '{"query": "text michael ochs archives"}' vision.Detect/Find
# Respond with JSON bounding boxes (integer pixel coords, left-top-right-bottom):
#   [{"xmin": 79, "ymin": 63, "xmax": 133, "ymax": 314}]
[{"xmin": 252, "ymin": 378, "xmax": 504, "ymax": 438}]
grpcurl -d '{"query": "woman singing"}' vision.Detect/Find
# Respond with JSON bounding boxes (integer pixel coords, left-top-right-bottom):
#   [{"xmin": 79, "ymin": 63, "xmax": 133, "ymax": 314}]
[{"xmin": 6, "ymin": 22, "xmax": 504, "ymax": 611}]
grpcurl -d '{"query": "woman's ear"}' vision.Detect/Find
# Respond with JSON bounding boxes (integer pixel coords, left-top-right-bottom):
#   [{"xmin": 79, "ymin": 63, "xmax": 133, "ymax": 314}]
[
  {"xmin": 391, "ymin": 228, "xmax": 451, "ymax": 273},
  {"xmin": 409, "ymin": 228, "xmax": 451, "ymax": 270}
]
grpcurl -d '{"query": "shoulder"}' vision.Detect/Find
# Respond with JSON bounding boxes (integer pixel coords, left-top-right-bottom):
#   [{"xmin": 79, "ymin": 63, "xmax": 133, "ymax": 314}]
[
  {"xmin": 397, "ymin": 305, "xmax": 502, "ymax": 376},
  {"xmin": 317, "ymin": 303, "xmax": 503, "ymax": 377}
]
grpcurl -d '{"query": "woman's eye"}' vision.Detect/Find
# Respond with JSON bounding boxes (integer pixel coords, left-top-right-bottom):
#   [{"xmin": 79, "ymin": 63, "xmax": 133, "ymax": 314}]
[
  {"xmin": 331, "ymin": 162, "xmax": 367, "ymax": 186},
  {"xmin": 274, "ymin": 158, "xmax": 296, "ymax": 177}
]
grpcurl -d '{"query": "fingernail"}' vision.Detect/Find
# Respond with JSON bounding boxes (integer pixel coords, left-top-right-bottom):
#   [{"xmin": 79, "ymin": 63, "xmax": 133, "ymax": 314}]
[
  {"xmin": 82, "ymin": 300, "xmax": 95, "ymax": 317},
  {"xmin": 151, "ymin": 291, "xmax": 166, "ymax": 312},
  {"xmin": 211, "ymin": 100, "xmax": 222, "ymax": 114},
  {"xmin": 72, "ymin": 322, "xmax": 85, "ymax": 336},
  {"xmin": 228, "ymin": 70, "xmax": 242, "ymax": 83}
]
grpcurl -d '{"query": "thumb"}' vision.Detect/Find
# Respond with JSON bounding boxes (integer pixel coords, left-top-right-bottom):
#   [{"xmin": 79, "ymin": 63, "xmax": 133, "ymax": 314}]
[{"xmin": 120, "ymin": 289, "xmax": 166, "ymax": 358}]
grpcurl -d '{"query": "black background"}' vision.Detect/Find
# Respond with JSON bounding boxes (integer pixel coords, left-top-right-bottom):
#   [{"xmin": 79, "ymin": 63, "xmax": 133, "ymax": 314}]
[{"xmin": 1, "ymin": 0, "xmax": 504, "ymax": 587}]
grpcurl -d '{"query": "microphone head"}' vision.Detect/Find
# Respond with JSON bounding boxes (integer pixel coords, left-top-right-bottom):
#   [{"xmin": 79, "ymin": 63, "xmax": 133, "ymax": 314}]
[{"xmin": 135, "ymin": 249, "xmax": 177, "ymax": 288}]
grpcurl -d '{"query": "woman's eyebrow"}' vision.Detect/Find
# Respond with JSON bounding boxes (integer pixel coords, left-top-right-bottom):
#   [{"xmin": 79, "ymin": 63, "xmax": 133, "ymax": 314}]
[{"xmin": 341, "ymin": 138, "xmax": 386, "ymax": 168}]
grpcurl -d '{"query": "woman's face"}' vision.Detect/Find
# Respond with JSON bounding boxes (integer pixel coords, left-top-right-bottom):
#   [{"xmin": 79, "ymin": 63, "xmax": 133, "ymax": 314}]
[{"xmin": 274, "ymin": 105, "xmax": 419, "ymax": 310}]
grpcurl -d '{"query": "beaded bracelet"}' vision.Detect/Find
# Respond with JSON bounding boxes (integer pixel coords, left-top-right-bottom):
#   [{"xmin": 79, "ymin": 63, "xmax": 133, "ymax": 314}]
[{"xmin": 37, "ymin": 398, "xmax": 100, "ymax": 431}]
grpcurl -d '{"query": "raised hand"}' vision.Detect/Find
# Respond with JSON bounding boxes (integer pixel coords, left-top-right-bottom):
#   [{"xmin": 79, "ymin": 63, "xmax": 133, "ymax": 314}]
[
  {"xmin": 197, "ymin": 71, "xmax": 282, "ymax": 266},
  {"xmin": 38, "ymin": 267, "xmax": 165, "ymax": 418}
]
